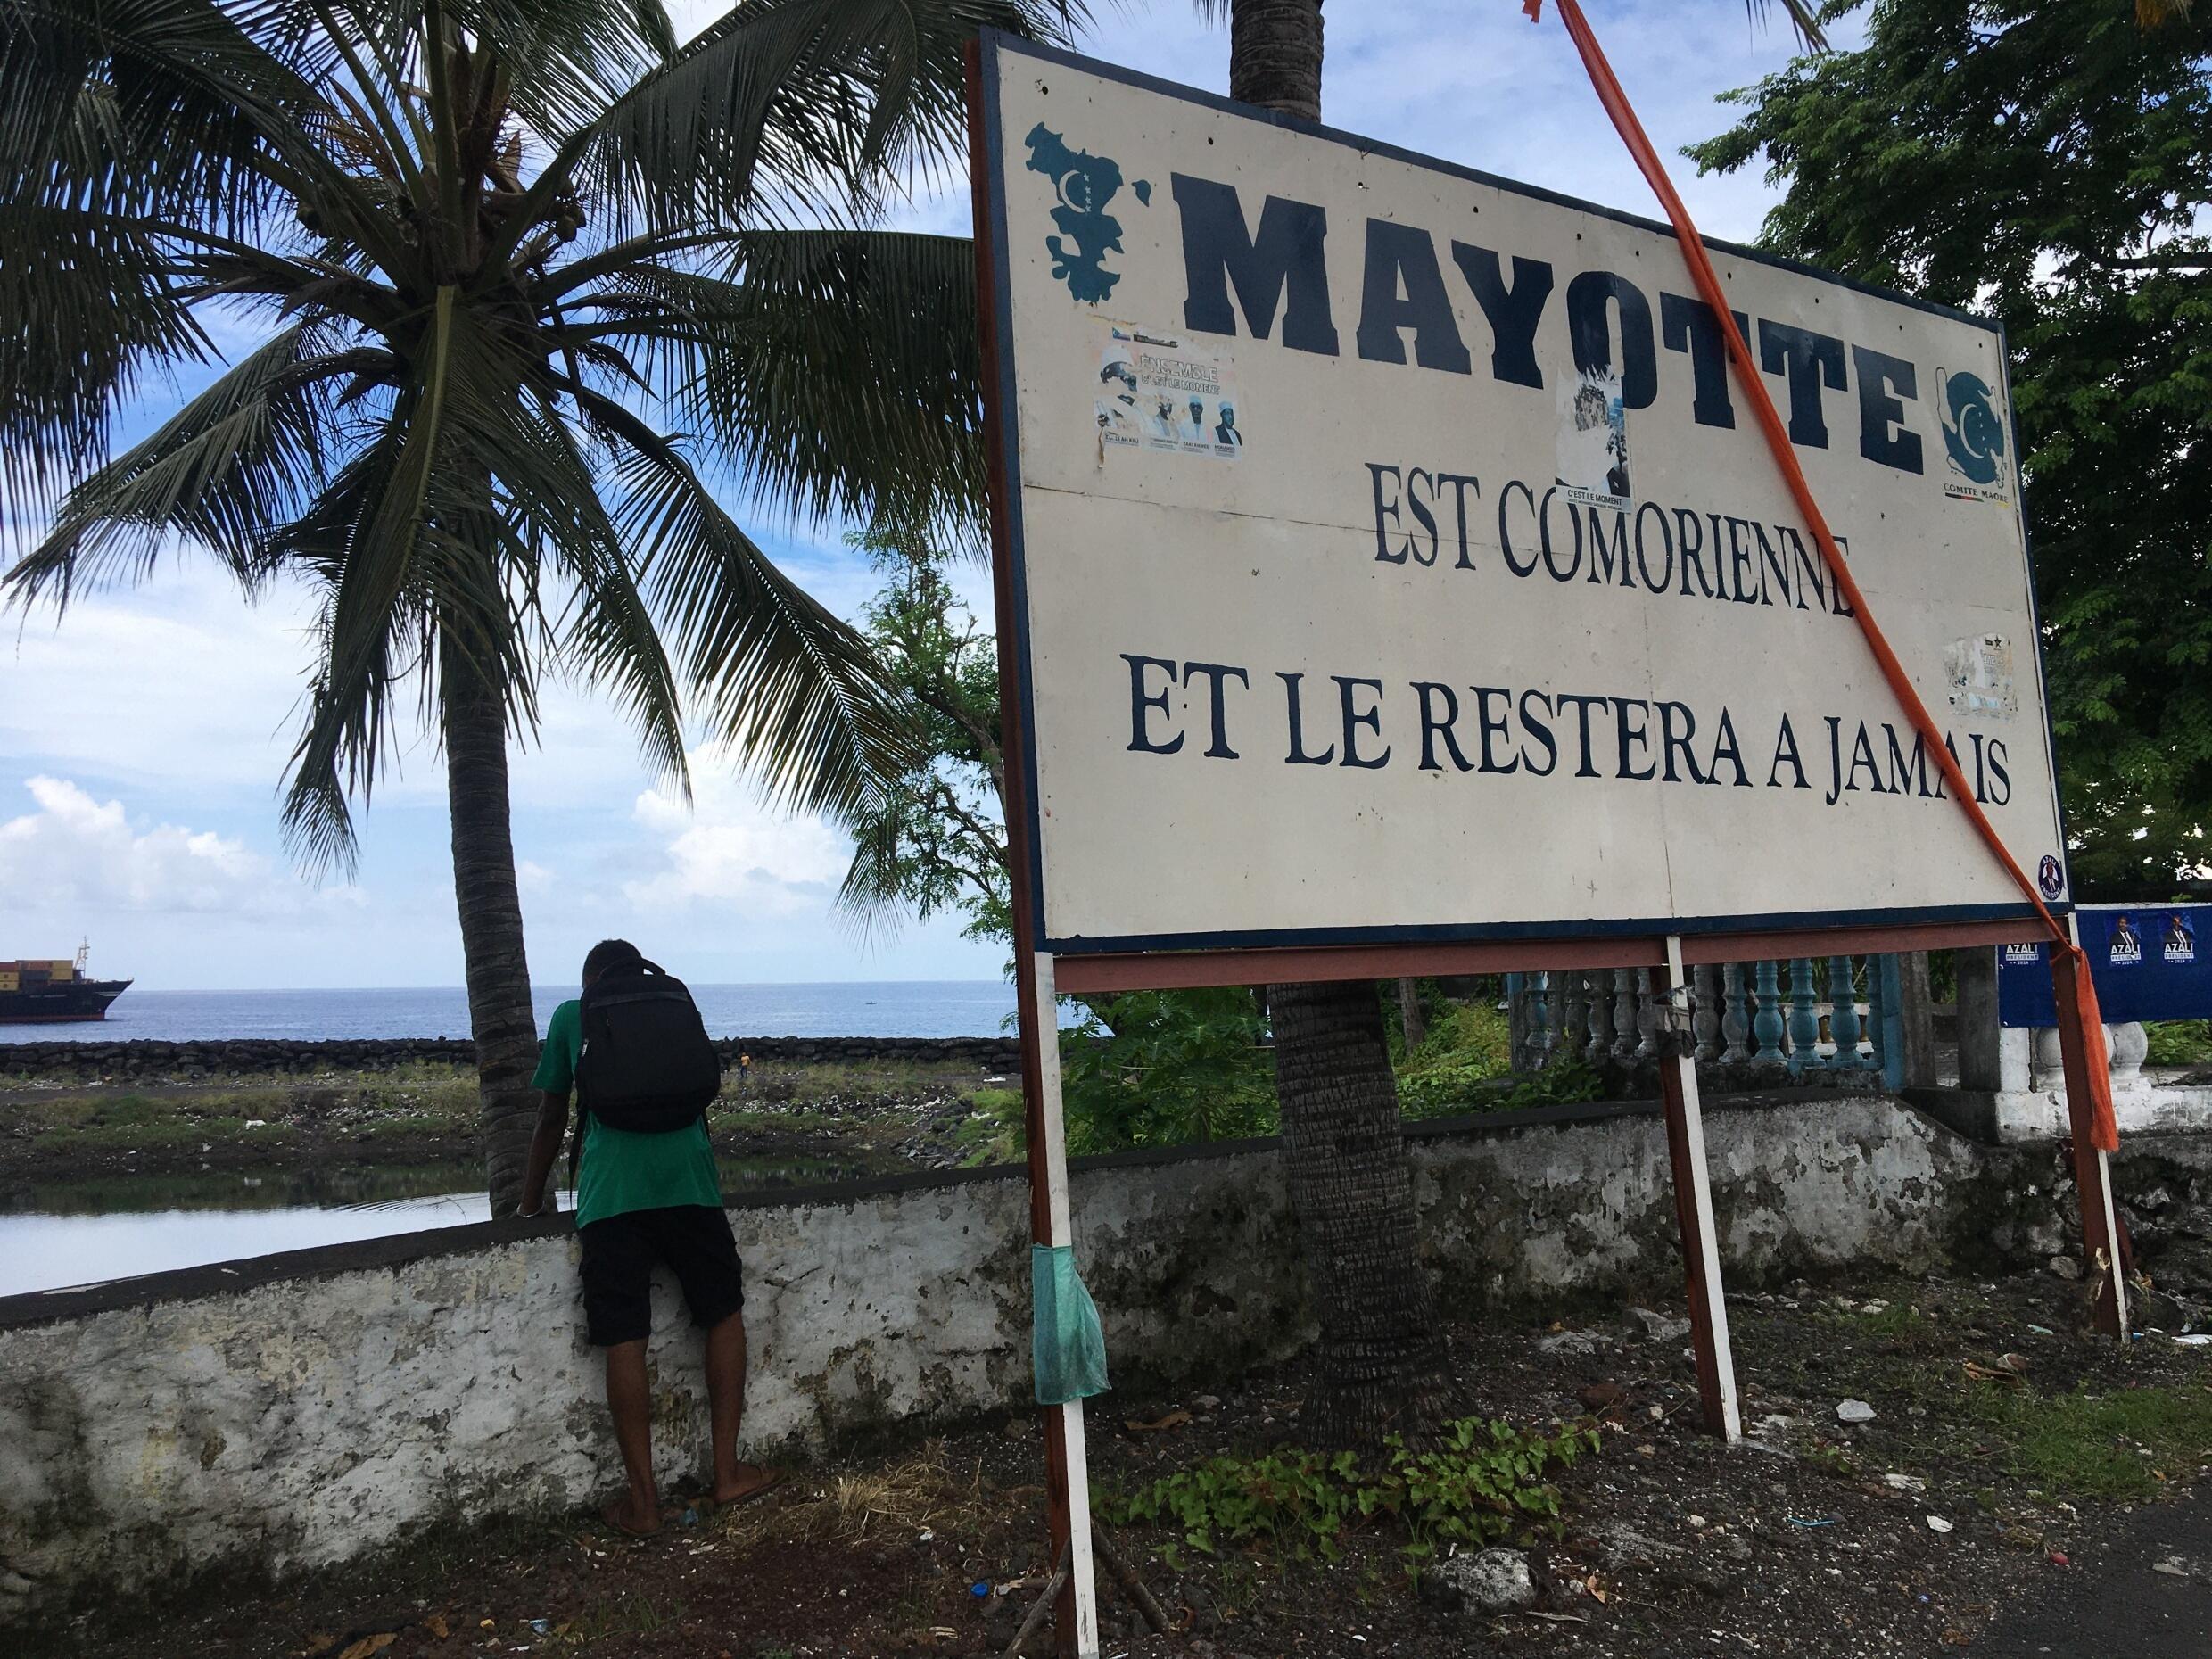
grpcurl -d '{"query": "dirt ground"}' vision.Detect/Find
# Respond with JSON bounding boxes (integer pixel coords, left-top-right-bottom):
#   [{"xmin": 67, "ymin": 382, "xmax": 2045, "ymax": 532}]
[{"xmin": 23, "ymin": 1270, "xmax": 2212, "ymax": 1659}]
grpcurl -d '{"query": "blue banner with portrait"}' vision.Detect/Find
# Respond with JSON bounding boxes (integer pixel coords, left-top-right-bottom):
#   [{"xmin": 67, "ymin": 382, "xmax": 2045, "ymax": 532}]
[{"xmin": 1997, "ymin": 904, "xmax": 2212, "ymax": 1027}]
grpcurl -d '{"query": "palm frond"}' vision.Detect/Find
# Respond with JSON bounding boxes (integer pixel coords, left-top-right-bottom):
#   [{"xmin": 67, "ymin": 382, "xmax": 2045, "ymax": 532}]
[
  {"xmin": 1746, "ymin": 0, "xmax": 1828, "ymax": 51},
  {"xmin": 608, "ymin": 433, "xmax": 912, "ymax": 822},
  {"xmin": 442, "ymin": 0, "xmax": 673, "ymax": 136},
  {"xmin": 0, "ymin": 0, "xmax": 383, "ymax": 516},
  {"xmin": 581, "ymin": 0, "xmax": 1089, "ymax": 235},
  {"xmin": 576, "ymin": 228, "xmax": 986, "ymax": 531},
  {"xmin": 4, "ymin": 323, "xmax": 376, "ymax": 609}
]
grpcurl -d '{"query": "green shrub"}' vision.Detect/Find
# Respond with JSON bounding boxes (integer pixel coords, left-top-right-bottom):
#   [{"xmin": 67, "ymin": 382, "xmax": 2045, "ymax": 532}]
[
  {"xmin": 1056, "ymin": 988, "xmax": 1278, "ymax": 1155},
  {"xmin": 1102, "ymin": 1416, "xmax": 1598, "ymax": 1564},
  {"xmin": 1394, "ymin": 1003, "xmax": 1605, "ymax": 1118},
  {"xmin": 2145, "ymin": 1021, "xmax": 2212, "ymax": 1067}
]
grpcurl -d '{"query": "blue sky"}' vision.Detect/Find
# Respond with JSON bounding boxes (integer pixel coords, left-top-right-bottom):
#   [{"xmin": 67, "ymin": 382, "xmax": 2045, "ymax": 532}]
[{"xmin": 0, "ymin": 0, "xmax": 1848, "ymax": 991}]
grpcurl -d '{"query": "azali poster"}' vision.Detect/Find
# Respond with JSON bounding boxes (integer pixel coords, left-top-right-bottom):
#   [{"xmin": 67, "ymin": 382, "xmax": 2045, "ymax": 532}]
[{"xmin": 976, "ymin": 34, "xmax": 2070, "ymax": 956}]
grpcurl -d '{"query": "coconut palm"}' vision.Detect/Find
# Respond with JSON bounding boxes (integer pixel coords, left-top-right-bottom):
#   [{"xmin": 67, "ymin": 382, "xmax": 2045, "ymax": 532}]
[{"xmin": 1, "ymin": 0, "xmax": 1077, "ymax": 1212}]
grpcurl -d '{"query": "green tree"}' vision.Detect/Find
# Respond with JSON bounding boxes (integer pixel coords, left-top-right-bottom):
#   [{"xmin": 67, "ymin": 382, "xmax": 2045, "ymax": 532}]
[
  {"xmin": 1689, "ymin": 0, "xmax": 2212, "ymax": 895},
  {"xmin": 838, "ymin": 516, "xmax": 1011, "ymax": 946},
  {"xmin": 1, "ymin": 0, "xmax": 1078, "ymax": 1212}
]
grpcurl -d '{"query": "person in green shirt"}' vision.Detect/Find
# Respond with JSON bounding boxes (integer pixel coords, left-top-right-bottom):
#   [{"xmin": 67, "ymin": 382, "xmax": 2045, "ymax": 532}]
[{"xmin": 517, "ymin": 938, "xmax": 780, "ymax": 1534}]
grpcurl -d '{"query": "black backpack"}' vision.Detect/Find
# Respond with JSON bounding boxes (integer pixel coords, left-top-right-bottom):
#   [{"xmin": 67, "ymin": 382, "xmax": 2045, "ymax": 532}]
[{"xmin": 573, "ymin": 957, "xmax": 721, "ymax": 1140}]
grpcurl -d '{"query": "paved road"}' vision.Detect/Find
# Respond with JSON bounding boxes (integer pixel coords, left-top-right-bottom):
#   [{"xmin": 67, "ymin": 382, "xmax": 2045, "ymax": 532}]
[{"xmin": 1980, "ymin": 1488, "xmax": 2212, "ymax": 1656}]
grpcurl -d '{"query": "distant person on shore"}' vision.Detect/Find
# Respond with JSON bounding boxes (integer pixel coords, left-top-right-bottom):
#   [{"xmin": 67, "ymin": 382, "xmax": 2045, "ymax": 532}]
[{"xmin": 517, "ymin": 938, "xmax": 781, "ymax": 1533}]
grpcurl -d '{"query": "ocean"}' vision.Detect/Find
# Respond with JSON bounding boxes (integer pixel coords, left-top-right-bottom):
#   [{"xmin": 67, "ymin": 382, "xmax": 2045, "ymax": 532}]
[{"xmin": 1, "ymin": 980, "xmax": 1017, "ymax": 1044}]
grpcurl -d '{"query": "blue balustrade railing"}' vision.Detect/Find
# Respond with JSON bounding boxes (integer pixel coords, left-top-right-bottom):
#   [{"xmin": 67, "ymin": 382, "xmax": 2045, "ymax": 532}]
[{"xmin": 1519, "ymin": 954, "xmax": 1911, "ymax": 1085}]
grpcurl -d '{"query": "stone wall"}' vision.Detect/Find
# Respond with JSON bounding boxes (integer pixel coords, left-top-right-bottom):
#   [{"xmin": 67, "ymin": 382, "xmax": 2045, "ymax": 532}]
[
  {"xmin": 0, "ymin": 1034, "xmax": 1026, "ymax": 1083},
  {"xmin": 0, "ymin": 1091, "xmax": 2091, "ymax": 1619}
]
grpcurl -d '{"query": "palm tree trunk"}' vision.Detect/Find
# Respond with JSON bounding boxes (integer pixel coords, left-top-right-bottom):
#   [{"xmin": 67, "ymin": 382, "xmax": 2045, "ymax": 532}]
[
  {"xmin": 440, "ymin": 628, "xmax": 541, "ymax": 1216},
  {"xmin": 1230, "ymin": 0, "xmax": 1324, "ymax": 120},
  {"xmin": 1269, "ymin": 981, "xmax": 1451, "ymax": 1445},
  {"xmin": 1231, "ymin": 0, "xmax": 1451, "ymax": 1447}
]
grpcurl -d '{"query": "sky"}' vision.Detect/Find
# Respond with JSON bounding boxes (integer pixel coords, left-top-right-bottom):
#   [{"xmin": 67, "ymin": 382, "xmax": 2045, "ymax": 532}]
[{"xmin": 0, "ymin": 0, "xmax": 1853, "ymax": 992}]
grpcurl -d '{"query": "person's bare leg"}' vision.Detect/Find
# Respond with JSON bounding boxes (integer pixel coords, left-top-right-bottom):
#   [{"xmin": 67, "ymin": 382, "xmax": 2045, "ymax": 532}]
[
  {"xmin": 705, "ymin": 1309, "xmax": 776, "ymax": 1505},
  {"xmin": 603, "ymin": 1338, "xmax": 661, "ymax": 1534}
]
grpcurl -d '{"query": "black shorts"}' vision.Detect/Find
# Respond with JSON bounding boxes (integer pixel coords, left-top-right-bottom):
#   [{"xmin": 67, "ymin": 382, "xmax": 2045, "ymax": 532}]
[{"xmin": 578, "ymin": 1205, "xmax": 745, "ymax": 1347}]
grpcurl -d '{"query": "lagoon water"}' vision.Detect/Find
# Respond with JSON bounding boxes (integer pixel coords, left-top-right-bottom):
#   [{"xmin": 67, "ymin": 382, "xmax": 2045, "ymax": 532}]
[
  {"xmin": 0, "ymin": 979, "xmax": 1016, "ymax": 1044},
  {"xmin": 0, "ymin": 1151, "xmax": 882, "ymax": 1301}
]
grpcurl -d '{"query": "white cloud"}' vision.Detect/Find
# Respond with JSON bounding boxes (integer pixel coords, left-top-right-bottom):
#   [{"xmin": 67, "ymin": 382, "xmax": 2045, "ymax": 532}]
[
  {"xmin": 0, "ymin": 776, "xmax": 360, "ymax": 916},
  {"xmin": 621, "ymin": 773, "xmax": 848, "ymax": 916}
]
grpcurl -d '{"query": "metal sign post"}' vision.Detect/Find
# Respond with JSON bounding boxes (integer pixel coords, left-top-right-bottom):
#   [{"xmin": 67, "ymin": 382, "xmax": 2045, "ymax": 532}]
[{"xmin": 1657, "ymin": 936, "xmax": 1740, "ymax": 1441}]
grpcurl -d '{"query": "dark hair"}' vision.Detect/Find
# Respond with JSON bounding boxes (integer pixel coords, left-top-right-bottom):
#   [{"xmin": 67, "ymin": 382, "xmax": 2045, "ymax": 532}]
[{"xmin": 582, "ymin": 938, "xmax": 642, "ymax": 983}]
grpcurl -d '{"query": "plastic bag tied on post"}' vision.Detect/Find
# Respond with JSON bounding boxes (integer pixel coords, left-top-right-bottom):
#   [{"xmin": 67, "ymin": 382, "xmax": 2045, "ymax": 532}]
[{"xmin": 1031, "ymin": 1243, "xmax": 1110, "ymax": 1405}]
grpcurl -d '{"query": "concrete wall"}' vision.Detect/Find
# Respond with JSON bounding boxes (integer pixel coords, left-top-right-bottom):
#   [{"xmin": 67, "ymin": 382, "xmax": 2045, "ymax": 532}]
[{"xmin": 0, "ymin": 1092, "xmax": 2043, "ymax": 1617}]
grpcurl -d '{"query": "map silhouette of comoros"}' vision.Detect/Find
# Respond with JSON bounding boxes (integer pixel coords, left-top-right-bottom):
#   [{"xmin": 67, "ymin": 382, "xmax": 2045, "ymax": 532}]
[{"xmin": 1023, "ymin": 123, "xmax": 1150, "ymax": 303}]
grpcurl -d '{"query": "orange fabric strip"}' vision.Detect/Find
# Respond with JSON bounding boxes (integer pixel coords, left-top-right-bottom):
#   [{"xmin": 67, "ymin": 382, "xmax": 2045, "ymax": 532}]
[{"xmin": 1531, "ymin": 0, "xmax": 2117, "ymax": 1149}]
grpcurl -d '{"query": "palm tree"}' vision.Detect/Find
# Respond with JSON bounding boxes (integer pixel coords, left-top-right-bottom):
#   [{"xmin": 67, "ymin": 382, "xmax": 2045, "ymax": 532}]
[{"xmin": 2, "ymin": 0, "xmax": 1076, "ymax": 1213}]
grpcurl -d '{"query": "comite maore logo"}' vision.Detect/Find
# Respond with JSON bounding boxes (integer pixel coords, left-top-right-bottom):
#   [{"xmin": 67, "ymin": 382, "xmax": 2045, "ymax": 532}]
[{"xmin": 1938, "ymin": 367, "xmax": 2008, "ymax": 491}]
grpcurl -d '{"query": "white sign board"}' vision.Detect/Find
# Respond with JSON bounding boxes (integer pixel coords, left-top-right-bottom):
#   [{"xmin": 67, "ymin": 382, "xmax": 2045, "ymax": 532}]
[{"xmin": 976, "ymin": 35, "xmax": 2069, "ymax": 957}]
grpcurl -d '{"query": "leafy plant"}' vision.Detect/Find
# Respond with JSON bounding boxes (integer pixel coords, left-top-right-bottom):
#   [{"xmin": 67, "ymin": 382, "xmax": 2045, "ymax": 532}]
[
  {"xmin": 1059, "ymin": 989, "xmax": 1278, "ymax": 1154},
  {"xmin": 2145, "ymin": 1021, "xmax": 2212, "ymax": 1067},
  {"xmin": 1102, "ymin": 1416, "xmax": 1599, "ymax": 1564},
  {"xmin": 1394, "ymin": 1003, "xmax": 1605, "ymax": 1119},
  {"xmin": 838, "ymin": 516, "xmax": 1012, "ymax": 948}
]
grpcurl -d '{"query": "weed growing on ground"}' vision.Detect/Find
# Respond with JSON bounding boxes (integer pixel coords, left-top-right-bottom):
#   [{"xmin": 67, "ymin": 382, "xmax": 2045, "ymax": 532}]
[
  {"xmin": 1396, "ymin": 1004, "xmax": 1605, "ymax": 1120},
  {"xmin": 1955, "ymin": 1380, "xmax": 2212, "ymax": 1500},
  {"xmin": 557, "ymin": 1593, "xmax": 687, "ymax": 1644},
  {"xmin": 956, "ymin": 1086, "xmax": 1028, "ymax": 1166},
  {"xmin": 1102, "ymin": 1416, "xmax": 1599, "ymax": 1564}
]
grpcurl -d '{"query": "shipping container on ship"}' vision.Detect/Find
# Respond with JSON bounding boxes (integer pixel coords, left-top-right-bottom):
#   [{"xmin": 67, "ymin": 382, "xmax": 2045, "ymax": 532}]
[{"xmin": 0, "ymin": 943, "xmax": 131, "ymax": 1023}]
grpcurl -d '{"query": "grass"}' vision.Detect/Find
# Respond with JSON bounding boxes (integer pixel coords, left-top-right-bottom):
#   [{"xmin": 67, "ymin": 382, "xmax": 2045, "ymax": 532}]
[
  {"xmin": 706, "ymin": 1104, "xmax": 846, "ymax": 1136},
  {"xmin": 2, "ymin": 1057, "xmax": 987, "ymax": 1163},
  {"xmin": 556, "ymin": 1593, "xmax": 688, "ymax": 1644},
  {"xmin": 1955, "ymin": 1381, "xmax": 2212, "ymax": 1500},
  {"xmin": 1769, "ymin": 1283, "xmax": 2212, "ymax": 1505},
  {"xmin": 2, "ymin": 1079, "xmax": 478, "ymax": 1159},
  {"xmin": 729, "ymin": 1056, "xmax": 999, "ymax": 1105}
]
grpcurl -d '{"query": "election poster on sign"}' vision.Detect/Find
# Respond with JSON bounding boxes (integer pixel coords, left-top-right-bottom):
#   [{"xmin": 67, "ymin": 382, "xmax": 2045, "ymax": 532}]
[{"xmin": 974, "ymin": 35, "xmax": 2069, "ymax": 959}]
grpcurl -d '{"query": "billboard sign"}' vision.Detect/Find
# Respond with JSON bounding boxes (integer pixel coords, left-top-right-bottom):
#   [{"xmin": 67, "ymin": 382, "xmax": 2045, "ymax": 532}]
[
  {"xmin": 1998, "ymin": 905, "xmax": 2212, "ymax": 1028},
  {"xmin": 975, "ymin": 35, "xmax": 2069, "ymax": 957}
]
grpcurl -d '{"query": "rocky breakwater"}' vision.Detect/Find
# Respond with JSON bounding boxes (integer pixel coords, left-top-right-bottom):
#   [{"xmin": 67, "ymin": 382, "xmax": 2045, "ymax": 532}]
[{"xmin": 0, "ymin": 1034, "xmax": 1025, "ymax": 1085}]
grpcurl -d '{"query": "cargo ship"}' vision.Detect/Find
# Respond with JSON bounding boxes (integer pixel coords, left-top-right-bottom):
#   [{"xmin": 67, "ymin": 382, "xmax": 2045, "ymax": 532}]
[{"xmin": 0, "ymin": 944, "xmax": 132, "ymax": 1024}]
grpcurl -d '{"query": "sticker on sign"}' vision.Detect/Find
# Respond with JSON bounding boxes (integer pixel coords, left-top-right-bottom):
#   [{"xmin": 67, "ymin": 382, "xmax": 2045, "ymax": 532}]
[{"xmin": 976, "ymin": 35, "xmax": 2069, "ymax": 956}]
